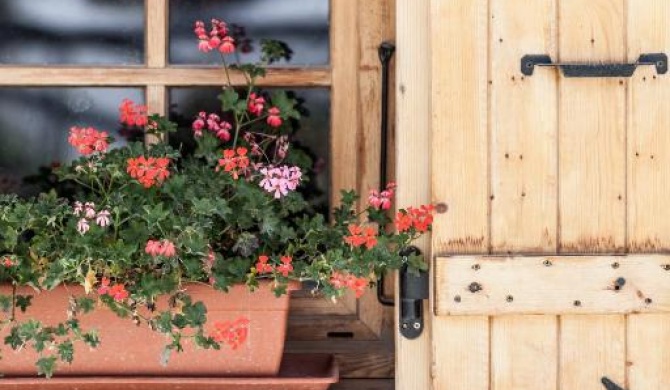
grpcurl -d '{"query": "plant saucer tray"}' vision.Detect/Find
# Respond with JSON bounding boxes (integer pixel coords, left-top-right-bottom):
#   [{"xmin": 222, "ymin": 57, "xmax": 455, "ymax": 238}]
[{"xmin": 0, "ymin": 354, "xmax": 338, "ymax": 390}]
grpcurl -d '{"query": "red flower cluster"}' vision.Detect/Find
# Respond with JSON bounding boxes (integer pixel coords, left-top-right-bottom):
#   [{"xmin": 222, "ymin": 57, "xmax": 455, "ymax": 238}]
[
  {"xmin": 330, "ymin": 272, "xmax": 369, "ymax": 298},
  {"xmin": 344, "ymin": 224, "xmax": 378, "ymax": 249},
  {"xmin": 2, "ymin": 256, "xmax": 15, "ymax": 267},
  {"xmin": 255, "ymin": 255, "xmax": 273, "ymax": 274},
  {"xmin": 368, "ymin": 182, "xmax": 396, "ymax": 210},
  {"xmin": 191, "ymin": 112, "xmax": 232, "ymax": 141},
  {"xmin": 247, "ymin": 93, "xmax": 265, "ymax": 116},
  {"xmin": 127, "ymin": 156, "xmax": 171, "ymax": 188},
  {"xmin": 119, "ymin": 99, "xmax": 149, "ymax": 127},
  {"xmin": 68, "ymin": 127, "xmax": 109, "ymax": 156},
  {"xmin": 217, "ymin": 147, "xmax": 250, "ymax": 180},
  {"xmin": 194, "ymin": 19, "xmax": 235, "ymax": 54},
  {"xmin": 145, "ymin": 239, "xmax": 177, "ymax": 257},
  {"xmin": 255, "ymin": 255, "xmax": 293, "ymax": 276},
  {"xmin": 267, "ymin": 107, "xmax": 282, "ymax": 128},
  {"xmin": 395, "ymin": 205, "xmax": 435, "ymax": 233},
  {"xmin": 97, "ymin": 278, "xmax": 130, "ymax": 302},
  {"xmin": 211, "ymin": 317, "xmax": 250, "ymax": 350},
  {"xmin": 277, "ymin": 256, "xmax": 293, "ymax": 277}
]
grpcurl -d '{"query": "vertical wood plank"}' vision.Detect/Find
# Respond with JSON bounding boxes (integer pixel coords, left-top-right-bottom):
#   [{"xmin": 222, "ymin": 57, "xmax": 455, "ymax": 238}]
[
  {"xmin": 396, "ymin": 0, "xmax": 432, "ymax": 389},
  {"xmin": 492, "ymin": 316, "xmax": 557, "ymax": 390},
  {"xmin": 331, "ymin": 0, "xmax": 360, "ymax": 208},
  {"xmin": 628, "ymin": 314, "xmax": 670, "ymax": 390},
  {"xmin": 431, "ymin": 0, "xmax": 489, "ymax": 254},
  {"xmin": 356, "ymin": 0, "xmax": 387, "ymax": 337},
  {"xmin": 627, "ymin": 0, "xmax": 670, "ymax": 252},
  {"xmin": 627, "ymin": 4, "xmax": 670, "ymax": 390},
  {"xmin": 146, "ymin": 0, "xmax": 167, "ymax": 68},
  {"xmin": 560, "ymin": 316, "xmax": 625, "ymax": 390},
  {"xmin": 490, "ymin": 0, "xmax": 558, "ymax": 253},
  {"xmin": 145, "ymin": 85, "xmax": 166, "ymax": 145},
  {"xmin": 558, "ymin": 0, "xmax": 626, "ymax": 253},
  {"xmin": 489, "ymin": 2, "xmax": 559, "ymax": 389},
  {"xmin": 431, "ymin": 0, "xmax": 490, "ymax": 388},
  {"xmin": 433, "ymin": 316, "xmax": 490, "ymax": 390},
  {"xmin": 558, "ymin": 4, "xmax": 627, "ymax": 390}
]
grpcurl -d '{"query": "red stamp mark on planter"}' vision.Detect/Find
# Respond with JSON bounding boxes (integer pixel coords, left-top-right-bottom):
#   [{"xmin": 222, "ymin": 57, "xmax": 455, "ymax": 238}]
[{"xmin": 212, "ymin": 317, "xmax": 250, "ymax": 350}]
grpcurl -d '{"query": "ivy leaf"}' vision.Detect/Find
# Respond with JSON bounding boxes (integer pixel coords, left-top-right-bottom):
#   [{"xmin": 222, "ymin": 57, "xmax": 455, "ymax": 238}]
[
  {"xmin": 0, "ymin": 295, "xmax": 11, "ymax": 313},
  {"xmin": 76, "ymin": 297, "xmax": 96, "ymax": 315},
  {"xmin": 36, "ymin": 356, "xmax": 58, "ymax": 378},
  {"xmin": 219, "ymin": 89, "xmax": 241, "ymax": 113},
  {"xmin": 82, "ymin": 331, "xmax": 100, "ymax": 348},
  {"xmin": 182, "ymin": 301, "xmax": 207, "ymax": 327},
  {"xmin": 57, "ymin": 340, "xmax": 74, "ymax": 364}
]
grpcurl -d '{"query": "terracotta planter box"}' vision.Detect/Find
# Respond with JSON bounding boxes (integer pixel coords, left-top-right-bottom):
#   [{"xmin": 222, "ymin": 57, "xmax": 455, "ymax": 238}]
[{"xmin": 0, "ymin": 282, "xmax": 295, "ymax": 378}]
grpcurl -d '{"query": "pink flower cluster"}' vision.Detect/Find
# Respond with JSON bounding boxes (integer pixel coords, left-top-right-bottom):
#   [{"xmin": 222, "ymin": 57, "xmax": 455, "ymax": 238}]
[
  {"xmin": 258, "ymin": 165, "xmax": 302, "ymax": 199},
  {"xmin": 68, "ymin": 127, "xmax": 109, "ymax": 156},
  {"xmin": 119, "ymin": 99, "xmax": 149, "ymax": 127},
  {"xmin": 145, "ymin": 239, "xmax": 177, "ymax": 257},
  {"xmin": 247, "ymin": 93, "xmax": 265, "ymax": 116},
  {"xmin": 194, "ymin": 19, "xmax": 235, "ymax": 54},
  {"xmin": 73, "ymin": 201, "xmax": 111, "ymax": 234},
  {"xmin": 2, "ymin": 256, "xmax": 15, "ymax": 268},
  {"xmin": 192, "ymin": 112, "xmax": 232, "ymax": 141},
  {"xmin": 368, "ymin": 182, "xmax": 396, "ymax": 210}
]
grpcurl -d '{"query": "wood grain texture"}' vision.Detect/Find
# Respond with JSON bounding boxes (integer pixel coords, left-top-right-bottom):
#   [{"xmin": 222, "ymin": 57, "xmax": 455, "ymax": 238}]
[
  {"xmin": 145, "ymin": 85, "xmax": 167, "ymax": 144},
  {"xmin": 146, "ymin": 0, "xmax": 167, "ymax": 68},
  {"xmin": 431, "ymin": 0, "xmax": 489, "ymax": 254},
  {"xmin": 628, "ymin": 314, "xmax": 670, "ymax": 390},
  {"xmin": 433, "ymin": 316, "xmax": 489, "ymax": 390},
  {"xmin": 396, "ymin": 0, "xmax": 432, "ymax": 389},
  {"xmin": 331, "ymin": 379, "xmax": 393, "ymax": 390},
  {"xmin": 436, "ymin": 255, "xmax": 670, "ymax": 315},
  {"xmin": 627, "ymin": 0, "xmax": 670, "ymax": 252},
  {"xmin": 356, "ymin": 0, "xmax": 389, "ymax": 338},
  {"xmin": 558, "ymin": 0, "xmax": 626, "ymax": 253},
  {"xmin": 490, "ymin": 0, "xmax": 557, "ymax": 253},
  {"xmin": 331, "ymin": 0, "xmax": 360, "ymax": 209},
  {"xmin": 0, "ymin": 67, "xmax": 331, "ymax": 87},
  {"xmin": 560, "ymin": 315, "xmax": 625, "ymax": 390},
  {"xmin": 491, "ymin": 316, "xmax": 557, "ymax": 390}
]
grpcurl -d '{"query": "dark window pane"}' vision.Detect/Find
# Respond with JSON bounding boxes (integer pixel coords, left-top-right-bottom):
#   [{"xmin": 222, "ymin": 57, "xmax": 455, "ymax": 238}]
[
  {"xmin": 0, "ymin": 88, "xmax": 144, "ymax": 196},
  {"xmin": 169, "ymin": 0, "xmax": 329, "ymax": 66},
  {"xmin": 169, "ymin": 87, "xmax": 330, "ymax": 211},
  {"xmin": 0, "ymin": 0, "xmax": 145, "ymax": 65}
]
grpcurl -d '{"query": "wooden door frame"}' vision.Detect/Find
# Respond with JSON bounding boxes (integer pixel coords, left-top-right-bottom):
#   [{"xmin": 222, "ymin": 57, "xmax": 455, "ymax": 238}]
[{"xmin": 394, "ymin": 0, "xmax": 433, "ymax": 389}]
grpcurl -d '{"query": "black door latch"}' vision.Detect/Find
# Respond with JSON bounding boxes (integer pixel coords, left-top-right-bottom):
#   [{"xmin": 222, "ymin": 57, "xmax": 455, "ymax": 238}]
[{"xmin": 399, "ymin": 246, "xmax": 429, "ymax": 339}]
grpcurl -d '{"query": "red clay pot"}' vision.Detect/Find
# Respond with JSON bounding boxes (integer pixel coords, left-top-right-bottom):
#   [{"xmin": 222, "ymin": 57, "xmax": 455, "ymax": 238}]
[{"xmin": 0, "ymin": 281, "xmax": 296, "ymax": 377}]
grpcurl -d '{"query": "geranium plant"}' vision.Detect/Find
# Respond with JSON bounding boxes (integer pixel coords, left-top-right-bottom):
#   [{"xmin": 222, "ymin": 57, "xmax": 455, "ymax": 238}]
[{"xmin": 0, "ymin": 18, "xmax": 433, "ymax": 377}]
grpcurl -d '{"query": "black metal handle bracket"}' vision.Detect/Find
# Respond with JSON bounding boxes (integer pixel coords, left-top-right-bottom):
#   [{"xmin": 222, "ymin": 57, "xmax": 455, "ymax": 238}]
[
  {"xmin": 399, "ymin": 246, "xmax": 428, "ymax": 339},
  {"xmin": 521, "ymin": 53, "xmax": 668, "ymax": 78}
]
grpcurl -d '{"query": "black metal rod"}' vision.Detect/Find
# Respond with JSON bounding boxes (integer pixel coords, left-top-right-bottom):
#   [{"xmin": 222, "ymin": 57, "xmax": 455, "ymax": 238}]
[{"xmin": 377, "ymin": 42, "xmax": 396, "ymax": 307}]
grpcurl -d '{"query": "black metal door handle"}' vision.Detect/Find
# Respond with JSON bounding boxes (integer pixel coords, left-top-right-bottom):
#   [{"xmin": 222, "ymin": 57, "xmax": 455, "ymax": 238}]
[
  {"xmin": 601, "ymin": 377, "xmax": 625, "ymax": 390},
  {"xmin": 521, "ymin": 53, "xmax": 668, "ymax": 77}
]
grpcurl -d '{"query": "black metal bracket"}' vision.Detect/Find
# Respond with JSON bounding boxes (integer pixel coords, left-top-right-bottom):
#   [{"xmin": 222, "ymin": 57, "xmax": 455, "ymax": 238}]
[
  {"xmin": 377, "ymin": 41, "xmax": 397, "ymax": 308},
  {"xmin": 521, "ymin": 53, "xmax": 668, "ymax": 77},
  {"xmin": 601, "ymin": 377, "xmax": 626, "ymax": 390},
  {"xmin": 399, "ymin": 246, "xmax": 428, "ymax": 339}
]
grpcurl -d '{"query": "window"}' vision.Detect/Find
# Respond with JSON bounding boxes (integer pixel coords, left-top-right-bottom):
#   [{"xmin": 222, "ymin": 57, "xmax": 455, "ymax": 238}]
[{"xmin": 0, "ymin": 1, "xmax": 396, "ymax": 374}]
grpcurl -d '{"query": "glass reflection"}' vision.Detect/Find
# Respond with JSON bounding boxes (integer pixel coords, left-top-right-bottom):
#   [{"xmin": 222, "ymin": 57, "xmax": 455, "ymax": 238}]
[
  {"xmin": 169, "ymin": 87, "xmax": 330, "ymax": 211},
  {"xmin": 0, "ymin": 0, "xmax": 145, "ymax": 65},
  {"xmin": 169, "ymin": 0, "xmax": 329, "ymax": 66},
  {"xmin": 0, "ymin": 88, "xmax": 144, "ymax": 196}
]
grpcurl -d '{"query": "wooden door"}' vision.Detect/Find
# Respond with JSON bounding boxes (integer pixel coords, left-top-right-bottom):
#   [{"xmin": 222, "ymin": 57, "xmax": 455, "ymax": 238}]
[{"xmin": 396, "ymin": 0, "xmax": 670, "ymax": 389}]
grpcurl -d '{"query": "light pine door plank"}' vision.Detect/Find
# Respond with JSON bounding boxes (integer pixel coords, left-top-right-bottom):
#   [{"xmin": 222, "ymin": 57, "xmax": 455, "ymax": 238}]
[
  {"xmin": 431, "ymin": 0, "xmax": 489, "ymax": 254},
  {"xmin": 558, "ymin": 0, "xmax": 626, "ymax": 253}
]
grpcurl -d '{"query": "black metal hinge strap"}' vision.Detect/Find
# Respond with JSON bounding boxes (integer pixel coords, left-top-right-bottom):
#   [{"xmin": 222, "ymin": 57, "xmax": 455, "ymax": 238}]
[{"xmin": 521, "ymin": 53, "xmax": 668, "ymax": 78}]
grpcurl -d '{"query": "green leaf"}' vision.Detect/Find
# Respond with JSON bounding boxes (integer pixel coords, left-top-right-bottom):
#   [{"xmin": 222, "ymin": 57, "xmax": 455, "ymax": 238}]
[
  {"xmin": 219, "ymin": 89, "xmax": 240, "ymax": 113},
  {"xmin": 182, "ymin": 301, "xmax": 207, "ymax": 327},
  {"xmin": 57, "ymin": 340, "xmax": 74, "ymax": 364},
  {"xmin": 82, "ymin": 331, "xmax": 100, "ymax": 348},
  {"xmin": 15, "ymin": 295, "xmax": 33, "ymax": 313},
  {"xmin": 36, "ymin": 356, "xmax": 58, "ymax": 378},
  {"xmin": 0, "ymin": 295, "xmax": 11, "ymax": 313},
  {"xmin": 76, "ymin": 297, "xmax": 96, "ymax": 314}
]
